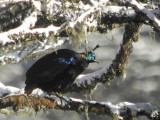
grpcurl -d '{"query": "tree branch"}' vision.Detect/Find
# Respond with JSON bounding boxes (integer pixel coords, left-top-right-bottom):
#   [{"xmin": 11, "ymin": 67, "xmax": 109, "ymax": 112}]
[
  {"xmin": 0, "ymin": 1, "xmax": 159, "ymax": 119},
  {"xmin": 0, "ymin": 94, "xmax": 159, "ymax": 120},
  {"xmin": 119, "ymin": 0, "xmax": 160, "ymax": 34},
  {"xmin": 68, "ymin": 22, "xmax": 142, "ymax": 93},
  {"xmin": 0, "ymin": 0, "xmax": 157, "ymax": 65}
]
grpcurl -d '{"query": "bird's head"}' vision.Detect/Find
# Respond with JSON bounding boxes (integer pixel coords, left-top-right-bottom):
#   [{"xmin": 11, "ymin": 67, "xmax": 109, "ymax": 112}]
[{"xmin": 80, "ymin": 45, "xmax": 100, "ymax": 63}]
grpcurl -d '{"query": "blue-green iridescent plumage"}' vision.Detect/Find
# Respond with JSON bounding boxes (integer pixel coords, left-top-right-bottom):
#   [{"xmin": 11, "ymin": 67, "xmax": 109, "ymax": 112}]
[{"xmin": 84, "ymin": 50, "xmax": 96, "ymax": 61}]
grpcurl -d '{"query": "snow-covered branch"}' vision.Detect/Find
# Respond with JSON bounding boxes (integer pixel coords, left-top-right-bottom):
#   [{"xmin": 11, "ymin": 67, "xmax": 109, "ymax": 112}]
[
  {"xmin": 0, "ymin": 0, "xmax": 159, "ymax": 65},
  {"xmin": 0, "ymin": 93, "xmax": 159, "ymax": 120},
  {"xmin": 119, "ymin": 0, "xmax": 160, "ymax": 34},
  {"xmin": 0, "ymin": 23, "xmax": 67, "ymax": 64},
  {"xmin": 0, "ymin": 0, "xmax": 99, "ymax": 64}
]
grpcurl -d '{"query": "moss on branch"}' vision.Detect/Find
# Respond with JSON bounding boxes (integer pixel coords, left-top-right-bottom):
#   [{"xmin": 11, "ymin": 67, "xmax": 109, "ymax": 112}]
[{"xmin": 0, "ymin": 95, "xmax": 160, "ymax": 120}]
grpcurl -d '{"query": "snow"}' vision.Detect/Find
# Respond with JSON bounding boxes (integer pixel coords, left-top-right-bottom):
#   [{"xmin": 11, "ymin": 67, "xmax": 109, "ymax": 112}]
[
  {"xmin": 105, "ymin": 102, "xmax": 121, "ymax": 115},
  {"xmin": 70, "ymin": 98, "xmax": 84, "ymax": 103},
  {"xmin": 32, "ymin": 0, "xmax": 41, "ymax": 11},
  {"xmin": 0, "ymin": 36, "xmax": 66, "ymax": 64},
  {"xmin": 0, "ymin": 10, "xmax": 38, "ymax": 45},
  {"xmin": 0, "ymin": 82, "xmax": 46, "ymax": 97},
  {"xmin": 78, "ymin": 7, "xmax": 95, "ymax": 23},
  {"xmin": 19, "ymin": 11, "xmax": 38, "ymax": 30},
  {"xmin": 31, "ymin": 88, "xmax": 45, "ymax": 96},
  {"xmin": 121, "ymin": 102, "xmax": 158, "ymax": 116},
  {"xmin": 0, "ymin": 82, "xmax": 24, "ymax": 97},
  {"xmin": 0, "ymin": 9, "xmax": 60, "ymax": 46},
  {"xmin": 0, "ymin": 42, "xmax": 38, "ymax": 64},
  {"xmin": 101, "ymin": 101, "xmax": 158, "ymax": 119},
  {"xmin": 128, "ymin": 0, "xmax": 160, "ymax": 26},
  {"xmin": 0, "ymin": 0, "xmax": 30, "ymax": 4},
  {"xmin": 0, "ymin": 33, "xmax": 15, "ymax": 45},
  {"xmin": 142, "ymin": 9, "xmax": 160, "ymax": 26},
  {"xmin": 105, "ymin": 6, "xmax": 135, "ymax": 17},
  {"xmin": 105, "ymin": 6, "xmax": 126, "ymax": 14},
  {"xmin": 74, "ymin": 65, "xmax": 108, "ymax": 86}
]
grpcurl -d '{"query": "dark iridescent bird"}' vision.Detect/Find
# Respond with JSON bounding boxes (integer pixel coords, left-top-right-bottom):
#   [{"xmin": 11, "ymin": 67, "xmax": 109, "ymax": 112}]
[{"xmin": 24, "ymin": 45, "xmax": 100, "ymax": 95}]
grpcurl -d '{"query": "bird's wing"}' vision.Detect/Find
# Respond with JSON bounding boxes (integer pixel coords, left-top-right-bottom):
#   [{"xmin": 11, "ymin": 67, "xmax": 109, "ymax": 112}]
[
  {"xmin": 39, "ymin": 57, "xmax": 75, "ymax": 81},
  {"xmin": 26, "ymin": 56, "xmax": 76, "ymax": 83}
]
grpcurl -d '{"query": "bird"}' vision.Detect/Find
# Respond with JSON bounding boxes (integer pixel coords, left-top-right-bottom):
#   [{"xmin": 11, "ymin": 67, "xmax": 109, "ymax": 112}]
[{"xmin": 24, "ymin": 45, "xmax": 100, "ymax": 95}]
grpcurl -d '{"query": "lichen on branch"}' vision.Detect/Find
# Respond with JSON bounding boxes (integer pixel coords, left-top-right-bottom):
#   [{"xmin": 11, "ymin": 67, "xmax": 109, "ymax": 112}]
[
  {"xmin": 0, "ymin": 94, "xmax": 160, "ymax": 120},
  {"xmin": 1, "ymin": 0, "xmax": 158, "ymax": 65}
]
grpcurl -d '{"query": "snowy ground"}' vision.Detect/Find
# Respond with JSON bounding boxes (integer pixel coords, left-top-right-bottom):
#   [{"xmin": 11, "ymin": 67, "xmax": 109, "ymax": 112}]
[{"xmin": 0, "ymin": 25, "xmax": 160, "ymax": 120}]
